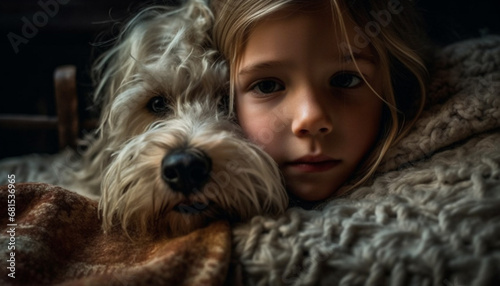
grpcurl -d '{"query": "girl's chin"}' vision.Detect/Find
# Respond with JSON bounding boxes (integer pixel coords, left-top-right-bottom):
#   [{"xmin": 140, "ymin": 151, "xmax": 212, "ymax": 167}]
[
  {"xmin": 283, "ymin": 167, "xmax": 348, "ymax": 202},
  {"xmin": 286, "ymin": 179, "xmax": 340, "ymax": 202}
]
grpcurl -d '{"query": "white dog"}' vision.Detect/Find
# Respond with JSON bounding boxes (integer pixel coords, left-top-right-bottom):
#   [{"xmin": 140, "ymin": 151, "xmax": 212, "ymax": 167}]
[{"xmin": 0, "ymin": 0, "xmax": 288, "ymax": 237}]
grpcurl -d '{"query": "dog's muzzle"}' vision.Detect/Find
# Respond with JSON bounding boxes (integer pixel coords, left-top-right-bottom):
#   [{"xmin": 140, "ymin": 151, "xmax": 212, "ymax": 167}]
[{"xmin": 161, "ymin": 148, "xmax": 212, "ymax": 196}]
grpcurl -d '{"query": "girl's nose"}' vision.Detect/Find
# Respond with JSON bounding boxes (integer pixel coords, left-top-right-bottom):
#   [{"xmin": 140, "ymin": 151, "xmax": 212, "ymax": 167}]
[{"xmin": 291, "ymin": 89, "xmax": 333, "ymax": 137}]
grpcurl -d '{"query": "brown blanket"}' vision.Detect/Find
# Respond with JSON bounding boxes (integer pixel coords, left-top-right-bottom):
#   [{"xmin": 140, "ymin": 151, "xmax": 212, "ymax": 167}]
[{"xmin": 1, "ymin": 183, "xmax": 231, "ymax": 285}]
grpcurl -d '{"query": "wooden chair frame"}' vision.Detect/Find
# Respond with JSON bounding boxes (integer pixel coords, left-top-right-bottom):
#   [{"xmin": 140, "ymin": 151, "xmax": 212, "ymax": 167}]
[{"xmin": 0, "ymin": 65, "xmax": 95, "ymax": 151}]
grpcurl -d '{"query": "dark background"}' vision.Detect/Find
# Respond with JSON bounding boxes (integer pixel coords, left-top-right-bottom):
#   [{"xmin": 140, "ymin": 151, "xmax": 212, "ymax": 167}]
[{"xmin": 0, "ymin": 0, "xmax": 499, "ymax": 159}]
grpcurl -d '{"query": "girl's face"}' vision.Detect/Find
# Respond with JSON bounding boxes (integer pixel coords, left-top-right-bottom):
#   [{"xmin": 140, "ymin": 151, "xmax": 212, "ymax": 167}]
[{"xmin": 235, "ymin": 8, "xmax": 383, "ymax": 201}]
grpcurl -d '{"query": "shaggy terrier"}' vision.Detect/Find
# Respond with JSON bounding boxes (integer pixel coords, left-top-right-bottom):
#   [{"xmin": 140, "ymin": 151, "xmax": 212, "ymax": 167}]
[{"xmin": 0, "ymin": 0, "xmax": 288, "ymax": 237}]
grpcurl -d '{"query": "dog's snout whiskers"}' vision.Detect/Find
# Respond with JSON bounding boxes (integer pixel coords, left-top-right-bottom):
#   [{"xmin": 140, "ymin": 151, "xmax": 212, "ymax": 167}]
[{"xmin": 161, "ymin": 148, "xmax": 212, "ymax": 196}]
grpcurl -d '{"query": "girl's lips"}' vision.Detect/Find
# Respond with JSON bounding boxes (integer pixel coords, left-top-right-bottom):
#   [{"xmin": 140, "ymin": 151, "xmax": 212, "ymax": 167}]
[{"xmin": 286, "ymin": 155, "xmax": 340, "ymax": 173}]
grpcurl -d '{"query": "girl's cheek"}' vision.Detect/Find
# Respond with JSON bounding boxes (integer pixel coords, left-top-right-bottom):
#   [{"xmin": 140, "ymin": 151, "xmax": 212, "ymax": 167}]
[
  {"xmin": 238, "ymin": 113, "xmax": 276, "ymax": 149},
  {"xmin": 241, "ymin": 117, "xmax": 269, "ymax": 145},
  {"xmin": 236, "ymin": 94, "xmax": 288, "ymax": 160}
]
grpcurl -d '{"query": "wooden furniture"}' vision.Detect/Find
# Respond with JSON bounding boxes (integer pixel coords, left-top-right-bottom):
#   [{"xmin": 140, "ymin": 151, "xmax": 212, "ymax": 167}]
[{"xmin": 0, "ymin": 65, "xmax": 96, "ymax": 152}]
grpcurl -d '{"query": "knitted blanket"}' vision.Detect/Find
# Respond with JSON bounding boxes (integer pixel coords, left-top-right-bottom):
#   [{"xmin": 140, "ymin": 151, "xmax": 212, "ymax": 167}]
[
  {"xmin": 0, "ymin": 183, "xmax": 231, "ymax": 285},
  {"xmin": 232, "ymin": 36, "xmax": 500, "ymax": 285},
  {"xmin": 1, "ymin": 36, "xmax": 499, "ymax": 286}
]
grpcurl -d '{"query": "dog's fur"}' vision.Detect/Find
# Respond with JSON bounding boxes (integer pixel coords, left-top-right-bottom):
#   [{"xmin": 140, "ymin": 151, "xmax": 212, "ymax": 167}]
[{"xmin": 0, "ymin": 0, "xmax": 288, "ymax": 238}]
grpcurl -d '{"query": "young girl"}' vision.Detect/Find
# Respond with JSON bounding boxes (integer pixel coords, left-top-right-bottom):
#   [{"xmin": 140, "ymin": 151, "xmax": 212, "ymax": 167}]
[{"xmin": 211, "ymin": 0, "xmax": 430, "ymax": 205}]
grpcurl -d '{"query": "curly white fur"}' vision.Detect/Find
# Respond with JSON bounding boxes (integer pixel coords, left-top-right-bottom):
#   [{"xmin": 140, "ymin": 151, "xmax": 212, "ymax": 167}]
[
  {"xmin": 77, "ymin": 0, "xmax": 227, "ymax": 195},
  {"xmin": 100, "ymin": 100, "xmax": 287, "ymax": 237},
  {"xmin": 0, "ymin": 0, "xmax": 288, "ymax": 238}
]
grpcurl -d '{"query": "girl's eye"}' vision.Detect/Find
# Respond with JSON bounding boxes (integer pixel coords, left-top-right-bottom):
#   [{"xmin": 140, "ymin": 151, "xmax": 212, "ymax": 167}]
[
  {"xmin": 330, "ymin": 73, "xmax": 363, "ymax": 88},
  {"xmin": 147, "ymin": 95, "xmax": 170, "ymax": 116},
  {"xmin": 251, "ymin": 80, "xmax": 284, "ymax": 94}
]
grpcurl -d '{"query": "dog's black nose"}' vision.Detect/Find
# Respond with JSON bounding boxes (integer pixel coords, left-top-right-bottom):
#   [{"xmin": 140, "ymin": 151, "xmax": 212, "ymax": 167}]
[{"xmin": 161, "ymin": 149, "xmax": 212, "ymax": 196}]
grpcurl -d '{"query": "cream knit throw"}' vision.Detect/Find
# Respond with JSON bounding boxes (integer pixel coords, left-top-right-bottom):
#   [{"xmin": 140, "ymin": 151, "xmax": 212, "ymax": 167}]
[{"xmin": 233, "ymin": 36, "xmax": 500, "ymax": 286}]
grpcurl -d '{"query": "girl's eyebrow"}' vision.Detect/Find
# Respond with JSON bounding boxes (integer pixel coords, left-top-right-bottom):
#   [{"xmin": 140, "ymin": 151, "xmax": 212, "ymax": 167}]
[
  {"xmin": 238, "ymin": 60, "xmax": 291, "ymax": 76},
  {"xmin": 341, "ymin": 52, "xmax": 376, "ymax": 64},
  {"xmin": 238, "ymin": 52, "xmax": 376, "ymax": 76}
]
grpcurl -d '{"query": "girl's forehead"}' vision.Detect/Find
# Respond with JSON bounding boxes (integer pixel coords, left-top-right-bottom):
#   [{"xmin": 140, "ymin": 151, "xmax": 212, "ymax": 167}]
[{"xmin": 240, "ymin": 6, "xmax": 374, "ymax": 63}]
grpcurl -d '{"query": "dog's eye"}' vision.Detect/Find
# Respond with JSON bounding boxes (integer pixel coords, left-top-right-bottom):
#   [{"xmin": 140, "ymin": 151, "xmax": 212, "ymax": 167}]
[{"xmin": 147, "ymin": 96, "xmax": 170, "ymax": 116}]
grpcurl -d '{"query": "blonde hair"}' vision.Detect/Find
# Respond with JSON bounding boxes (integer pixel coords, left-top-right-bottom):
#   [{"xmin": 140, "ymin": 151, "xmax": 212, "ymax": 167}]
[{"xmin": 211, "ymin": 0, "xmax": 430, "ymax": 193}]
